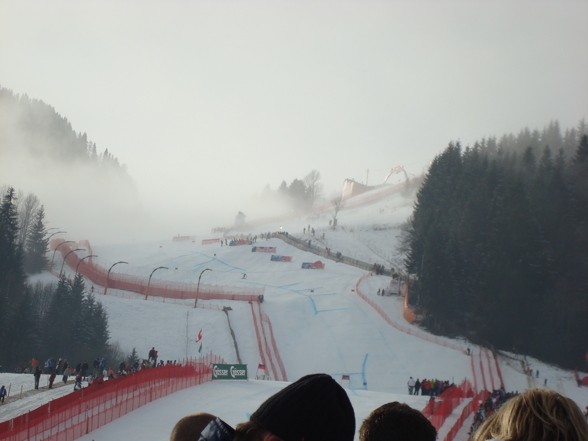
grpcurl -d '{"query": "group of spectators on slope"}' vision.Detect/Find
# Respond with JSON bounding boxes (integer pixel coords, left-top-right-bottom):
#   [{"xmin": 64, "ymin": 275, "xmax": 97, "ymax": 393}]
[
  {"xmin": 407, "ymin": 377, "xmax": 454, "ymax": 396},
  {"xmin": 6, "ymin": 348, "xmax": 175, "ymax": 398}
]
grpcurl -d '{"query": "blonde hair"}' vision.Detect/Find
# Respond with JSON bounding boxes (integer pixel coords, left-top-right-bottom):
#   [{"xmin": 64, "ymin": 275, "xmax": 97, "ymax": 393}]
[{"xmin": 473, "ymin": 389, "xmax": 588, "ymax": 441}]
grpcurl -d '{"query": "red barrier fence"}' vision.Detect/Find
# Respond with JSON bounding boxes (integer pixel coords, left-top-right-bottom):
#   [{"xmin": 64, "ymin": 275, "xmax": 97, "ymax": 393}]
[
  {"xmin": 50, "ymin": 240, "xmax": 264, "ymax": 303},
  {"xmin": 442, "ymin": 390, "xmax": 490, "ymax": 441},
  {"xmin": 427, "ymin": 380, "xmax": 474, "ymax": 430},
  {"xmin": 421, "ymin": 380, "xmax": 473, "ymax": 415},
  {"xmin": 0, "ymin": 354, "xmax": 224, "ymax": 441},
  {"xmin": 248, "ymin": 302, "xmax": 288, "ymax": 382},
  {"xmin": 260, "ymin": 307, "xmax": 287, "ymax": 382}
]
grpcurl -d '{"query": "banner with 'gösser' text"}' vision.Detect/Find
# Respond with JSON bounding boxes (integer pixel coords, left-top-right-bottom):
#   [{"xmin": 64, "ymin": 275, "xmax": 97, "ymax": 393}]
[{"xmin": 212, "ymin": 364, "xmax": 248, "ymax": 380}]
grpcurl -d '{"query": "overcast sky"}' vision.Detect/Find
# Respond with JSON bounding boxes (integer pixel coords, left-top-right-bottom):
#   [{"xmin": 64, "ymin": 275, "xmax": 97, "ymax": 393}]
[{"xmin": 1, "ymin": 1, "xmax": 587, "ymax": 241}]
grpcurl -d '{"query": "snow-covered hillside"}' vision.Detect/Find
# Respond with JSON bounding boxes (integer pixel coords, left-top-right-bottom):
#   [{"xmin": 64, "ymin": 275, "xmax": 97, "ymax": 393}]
[{"xmin": 1, "ymin": 186, "xmax": 586, "ymax": 441}]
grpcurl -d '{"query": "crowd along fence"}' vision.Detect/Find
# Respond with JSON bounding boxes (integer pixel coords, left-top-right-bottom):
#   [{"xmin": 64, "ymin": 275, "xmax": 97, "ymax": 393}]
[
  {"xmin": 50, "ymin": 240, "xmax": 264, "ymax": 303},
  {"xmin": 0, "ymin": 354, "xmax": 225, "ymax": 441}
]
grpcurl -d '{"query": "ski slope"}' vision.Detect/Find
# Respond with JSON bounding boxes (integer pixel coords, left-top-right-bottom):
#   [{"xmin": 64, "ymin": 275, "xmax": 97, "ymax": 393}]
[{"xmin": 1, "ymin": 188, "xmax": 586, "ymax": 441}]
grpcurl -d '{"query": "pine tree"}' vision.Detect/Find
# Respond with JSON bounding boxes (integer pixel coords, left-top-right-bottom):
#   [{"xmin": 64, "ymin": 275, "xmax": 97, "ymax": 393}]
[
  {"xmin": 128, "ymin": 347, "xmax": 139, "ymax": 366},
  {"xmin": 0, "ymin": 187, "xmax": 27, "ymax": 367},
  {"xmin": 24, "ymin": 206, "xmax": 49, "ymax": 274}
]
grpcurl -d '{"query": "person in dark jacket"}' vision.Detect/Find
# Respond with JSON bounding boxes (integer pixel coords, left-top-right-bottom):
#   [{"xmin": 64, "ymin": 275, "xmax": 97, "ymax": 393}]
[
  {"xmin": 74, "ymin": 373, "xmax": 83, "ymax": 390},
  {"xmin": 34, "ymin": 366, "xmax": 42, "ymax": 389},
  {"xmin": 0, "ymin": 385, "xmax": 7, "ymax": 403},
  {"xmin": 48, "ymin": 371, "xmax": 56, "ymax": 389}
]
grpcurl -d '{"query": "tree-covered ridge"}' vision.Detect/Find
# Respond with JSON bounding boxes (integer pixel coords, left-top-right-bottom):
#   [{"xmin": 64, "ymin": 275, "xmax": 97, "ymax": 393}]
[
  {"xmin": 0, "ymin": 86, "xmax": 125, "ymax": 171},
  {"xmin": 0, "ymin": 187, "xmax": 112, "ymax": 371},
  {"xmin": 405, "ymin": 122, "xmax": 588, "ymax": 369}
]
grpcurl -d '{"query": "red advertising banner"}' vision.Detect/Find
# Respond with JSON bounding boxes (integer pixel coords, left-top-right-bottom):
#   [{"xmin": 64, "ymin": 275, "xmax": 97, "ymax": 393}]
[
  {"xmin": 252, "ymin": 246, "xmax": 276, "ymax": 253},
  {"xmin": 173, "ymin": 236, "xmax": 193, "ymax": 242},
  {"xmin": 201, "ymin": 238, "xmax": 220, "ymax": 245}
]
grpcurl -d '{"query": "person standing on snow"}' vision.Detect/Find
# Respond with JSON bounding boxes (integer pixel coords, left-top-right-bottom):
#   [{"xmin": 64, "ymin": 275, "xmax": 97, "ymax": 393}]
[
  {"xmin": 414, "ymin": 378, "xmax": 421, "ymax": 395},
  {"xmin": 407, "ymin": 376, "xmax": 415, "ymax": 395},
  {"xmin": 0, "ymin": 385, "xmax": 7, "ymax": 403},
  {"xmin": 74, "ymin": 373, "xmax": 83, "ymax": 390},
  {"xmin": 99, "ymin": 357, "xmax": 107, "ymax": 372},
  {"xmin": 62, "ymin": 367, "xmax": 71, "ymax": 385},
  {"xmin": 34, "ymin": 366, "xmax": 42, "ymax": 389},
  {"xmin": 48, "ymin": 371, "xmax": 56, "ymax": 389}
]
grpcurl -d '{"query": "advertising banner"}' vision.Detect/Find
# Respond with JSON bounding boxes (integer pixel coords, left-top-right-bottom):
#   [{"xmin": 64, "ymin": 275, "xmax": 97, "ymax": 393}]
[
  {"xmin": 201, "ymin": 238, "xmax": 220, "ymax": 245},
  {"xmin": 388, "ymin": 279, "xmax": 400, "ymax": 295},
  {"xmin": 252, "ymin": 246, "xmax": 277, "ymax": 253},
  {"xmin": 271, "ymin": 255, "xmax": 292, "ymax": 262},
  {"xmin": 173, "ymin": 236, "xmax": 193, "ymax": 242},
  {"xmin": 212, "ymin": 364, "xmax": 248, "ymax": 380},
  {"xmin": 301, "ymin": 261, "xmax": 325, "ymax": 269}
]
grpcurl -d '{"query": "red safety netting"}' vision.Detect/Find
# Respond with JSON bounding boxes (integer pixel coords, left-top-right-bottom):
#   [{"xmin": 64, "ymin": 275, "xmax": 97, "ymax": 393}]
[
  {"xmin": 50, "ymin": 240, "xmax": 264, "ymax": 303},
  {"xmin": 0, "ymin": 354, "xmax": 224, "ymax": 441},
  {"xmin": 442, "ymin": 390, "xmax": 490, "ymax": 441},
  {"xmin": 248, "ymin": 302, "xmax": 287, "ymax": 382},
  {"xmin": 425, "ymin": 379, "xmax": 474, "ymax": 429}
]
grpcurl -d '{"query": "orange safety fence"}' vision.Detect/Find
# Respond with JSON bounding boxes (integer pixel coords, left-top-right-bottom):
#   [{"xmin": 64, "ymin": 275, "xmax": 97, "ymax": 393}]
[
  {"xmin": 0, "ymin": 354, "xmax": 225, "ymax": 441},
  {"xmin": 402, "ymin": 276, "xmax": 417, "ymax": 323},
  {"xmin": 50, "ymin": 240, "xmax": 264, "ymax": 303}
]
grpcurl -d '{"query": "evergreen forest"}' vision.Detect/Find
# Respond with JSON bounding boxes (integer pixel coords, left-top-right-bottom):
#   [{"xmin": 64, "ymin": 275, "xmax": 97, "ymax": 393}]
[
  {"xmin": 404, "ymin": 121, "xmax": 588, "ymax": 369},
  {"xmin": 0, "ymin": 86, "xmax": 125, "ymax": 170},
  {"xmin": 0, "ymin": 187, "xmax": 112, "ymax": 371}
]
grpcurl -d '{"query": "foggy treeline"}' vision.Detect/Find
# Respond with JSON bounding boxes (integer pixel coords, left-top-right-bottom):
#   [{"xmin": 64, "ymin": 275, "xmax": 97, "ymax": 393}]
[
  {"xmin": 258, "ymin": 169, "xmax": 324, "ymax": 212},
  {"xmin": 404, "ymin": 121, "xmax": 588, "ymax": 369},
  {"xmin": 0, "ymin": 87, "xmax": 125, "ymax": 170},
  {"xmin": 0, "ymin": 187, "xmax": 119, "ymax": 371},
  {"xmin": 0, "ymin": 86, "xmax": 145, "ymax": 243}
]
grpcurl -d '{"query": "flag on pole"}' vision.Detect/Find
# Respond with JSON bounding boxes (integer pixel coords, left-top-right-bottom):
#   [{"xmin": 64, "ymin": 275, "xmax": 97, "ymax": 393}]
[
  {"xmin": 258, "ymin": 363, "xmax": 266, "ymax": 370},
  {"xmin": 195, "ymin": 329, "xmax": 202, "ymax": 343},
  {"xmin": 198, "ymin": 343, "xmax": 202, "ymax": 353}
]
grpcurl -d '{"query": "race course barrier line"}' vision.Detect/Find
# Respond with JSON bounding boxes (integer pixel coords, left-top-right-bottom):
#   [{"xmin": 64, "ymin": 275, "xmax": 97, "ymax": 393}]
[
  {"xmin": 51, "ymin": 240, "xmax": 264, "ymax": 303},
  {"xmin": 355, "ymin": 273, "xmax": 465, "ymax": 353},
  {"xmin": 261, "ymin": 307, "xmax": 287, "ymax": 381},
  {"xmin": 249, "ymin": 301, "xmax": 271, "ymax": 380}
]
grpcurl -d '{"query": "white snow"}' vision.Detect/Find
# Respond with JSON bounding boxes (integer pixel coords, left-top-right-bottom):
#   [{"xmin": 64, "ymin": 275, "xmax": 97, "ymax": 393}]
[{"xmin": 1, "ymin": 187, "xmax": 586, "ymax": 441}]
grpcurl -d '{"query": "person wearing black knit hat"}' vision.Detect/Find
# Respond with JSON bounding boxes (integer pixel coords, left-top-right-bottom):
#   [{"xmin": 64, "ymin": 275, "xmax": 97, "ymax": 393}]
[
  {"xmin": 234, "ymin": 373, "xmax": 356, "ymax": 441},
  {"xmin": 191, "ymin": 373, "xmax": 355, "ymax": 441}
]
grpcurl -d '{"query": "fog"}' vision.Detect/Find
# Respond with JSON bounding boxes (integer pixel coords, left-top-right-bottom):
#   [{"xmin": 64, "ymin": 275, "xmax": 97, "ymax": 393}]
[{"xmin": 1, "ymin": 1, "xmax": 587, "ymax": 244}]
